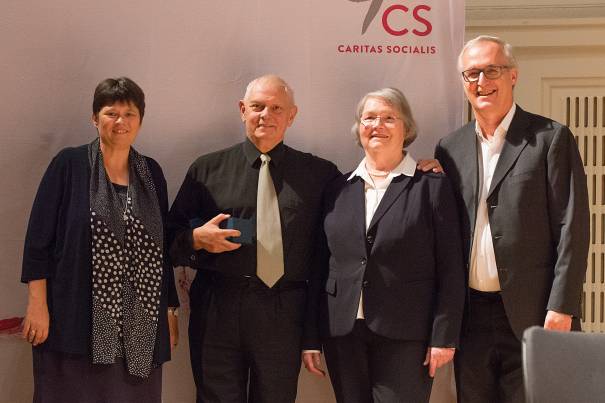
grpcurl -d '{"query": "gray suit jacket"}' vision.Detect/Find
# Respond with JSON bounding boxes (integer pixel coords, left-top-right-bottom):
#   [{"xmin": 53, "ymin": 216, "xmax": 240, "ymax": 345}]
[{"xmin": 435, "ymin": 105, "xmax": 589, "ymax": 339}]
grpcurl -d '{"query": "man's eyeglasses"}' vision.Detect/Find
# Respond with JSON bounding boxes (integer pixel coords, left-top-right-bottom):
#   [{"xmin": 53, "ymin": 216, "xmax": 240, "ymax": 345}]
[
  {"xmin": 360, "ymin": 116, "xmax": 401, "ymax": 127},
  {"xmin": 461, "ymin": 65, "xmax": 511, "ymax": 83}
]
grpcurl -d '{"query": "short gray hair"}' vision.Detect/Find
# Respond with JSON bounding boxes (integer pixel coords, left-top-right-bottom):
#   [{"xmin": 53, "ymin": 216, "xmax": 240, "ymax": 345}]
[
  {"xmin": 351, "ymin": 87, "xmax": 418, "ymax": 148},
  {"xmin": 243, "ymin": 74, "xmax": 295, "ymax": 105},
  {"xmin": 457, "ymin": 35, "xmax": 517, "ymax": 72}
]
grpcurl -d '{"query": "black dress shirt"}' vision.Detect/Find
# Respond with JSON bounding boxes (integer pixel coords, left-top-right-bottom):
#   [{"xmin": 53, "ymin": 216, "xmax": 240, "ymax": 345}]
[{"xmin": 168, "ymin": 138, "xmax": 340, "ymax": 283}]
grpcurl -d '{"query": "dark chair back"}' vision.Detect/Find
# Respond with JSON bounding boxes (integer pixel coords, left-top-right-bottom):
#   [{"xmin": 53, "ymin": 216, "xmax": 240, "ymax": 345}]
[{"xmin": 522, "ymin": 326, "xmax": 605, "ymax": 403}]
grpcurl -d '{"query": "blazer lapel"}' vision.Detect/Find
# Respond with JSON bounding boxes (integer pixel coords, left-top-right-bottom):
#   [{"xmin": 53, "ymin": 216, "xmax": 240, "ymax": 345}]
[
  {"xmin": 343, "ymin": 176, "xmax": 368, "ymax": 240},
  {"xmin": 367, "ymin": 174, "xmax": 412, "ymax": 232},
  {"xmin": 487, "ymin": 107, "xmax": 531, "ymax": 199},
  {"xmin": 458, "ymin": 124, "xmax": 480, "ymax": 223}
]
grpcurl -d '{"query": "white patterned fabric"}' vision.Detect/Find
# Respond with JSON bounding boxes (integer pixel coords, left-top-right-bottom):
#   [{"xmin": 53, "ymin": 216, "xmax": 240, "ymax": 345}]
[{"xmin": 88, "ymin": 138, "xmax": 163, "ymax": 378}]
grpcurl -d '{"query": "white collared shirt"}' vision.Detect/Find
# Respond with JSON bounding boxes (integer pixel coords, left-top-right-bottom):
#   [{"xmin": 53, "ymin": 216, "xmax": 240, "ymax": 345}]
[
  {"xmin": 348, "ymin": 153, "xmax": 417, "ymax": 318},
  {"xmin": 469, "ymin": 103, "xmax": 516, "ymax": 291}
]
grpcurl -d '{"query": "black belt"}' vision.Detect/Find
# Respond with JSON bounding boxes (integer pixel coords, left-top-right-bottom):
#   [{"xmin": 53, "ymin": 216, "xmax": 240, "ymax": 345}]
[
  {"xmin": 469, "ymin": 288, "xmax": 502, "ymax": 301},
  {"xmin": 209, "ymin": 273, "xmax": 307, "ymax": 291}
]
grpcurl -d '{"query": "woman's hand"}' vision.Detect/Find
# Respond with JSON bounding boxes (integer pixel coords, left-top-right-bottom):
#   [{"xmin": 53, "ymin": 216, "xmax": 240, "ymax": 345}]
[
  {"xmin": 423, "ymin": 346, "xmax": 455, "ymax": 378},
  {"xmin": 168, "ymin": 308, "xmax": 179, "ymax": 350},
  {"xmin": 22, "ymin": 279, "xmax": 50, "ymax": 346}
]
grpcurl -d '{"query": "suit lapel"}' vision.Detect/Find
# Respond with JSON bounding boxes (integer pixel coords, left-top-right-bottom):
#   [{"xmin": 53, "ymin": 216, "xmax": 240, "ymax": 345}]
[
  {"xmin": 343, "ymin": 176, "xmax": 368, "ymax": 240},
  {"xmin": 458, "ymin": 124, "xmax": 480, "ymax": 224},
  {"xmin": 367, "ymin": 174, "xmax": 413, "ymax": 232},
  {"xmin": 487, "ymin": 107, "xmax": 531, "ymax": 199}
]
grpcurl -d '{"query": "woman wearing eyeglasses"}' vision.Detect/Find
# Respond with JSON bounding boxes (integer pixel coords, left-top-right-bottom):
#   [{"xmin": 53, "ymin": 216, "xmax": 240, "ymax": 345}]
[{"xmin": 306, "ymin": 88, "xmax": 465, "ymax": 402}]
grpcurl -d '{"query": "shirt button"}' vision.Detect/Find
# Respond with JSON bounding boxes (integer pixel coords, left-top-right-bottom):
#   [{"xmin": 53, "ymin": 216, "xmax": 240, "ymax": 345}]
[{"xmin": 190, "ymin": 254, "xmax": 196, "ymax": 261}]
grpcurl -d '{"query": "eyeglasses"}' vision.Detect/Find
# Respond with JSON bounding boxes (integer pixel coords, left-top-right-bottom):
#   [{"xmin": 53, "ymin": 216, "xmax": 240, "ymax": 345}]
[
  {"xmin": 360, "ymin": 116, "xmax": 401, "ymax": 127},
  {"xmin": 461, "ymin": 65, "xmax": 511, "ymax": 82}
]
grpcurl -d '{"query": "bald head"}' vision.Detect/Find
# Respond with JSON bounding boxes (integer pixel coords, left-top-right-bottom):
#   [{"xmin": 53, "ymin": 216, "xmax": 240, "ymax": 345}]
[{"xmin": 243, "ymin": 75, "xmax": 296, "ymax": 106}]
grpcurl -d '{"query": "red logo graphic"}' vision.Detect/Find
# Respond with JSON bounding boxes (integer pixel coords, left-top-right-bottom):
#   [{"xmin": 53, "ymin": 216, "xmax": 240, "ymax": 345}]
[{"xmin": 351, "ymin": 0, "xmax": 432, "ymax": 36}]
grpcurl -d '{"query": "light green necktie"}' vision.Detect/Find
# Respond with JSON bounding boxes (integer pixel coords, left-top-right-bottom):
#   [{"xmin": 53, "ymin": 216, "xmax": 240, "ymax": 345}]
[{"xmin": 256, "ymin": 154, "xmax": 284, "ymax": 287}]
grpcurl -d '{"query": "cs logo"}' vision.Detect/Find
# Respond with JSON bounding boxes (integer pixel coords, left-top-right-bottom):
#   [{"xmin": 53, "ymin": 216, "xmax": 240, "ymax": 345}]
[{"xmin": 350, "ymin": 0, "xmax": 432, "ymax": 36}]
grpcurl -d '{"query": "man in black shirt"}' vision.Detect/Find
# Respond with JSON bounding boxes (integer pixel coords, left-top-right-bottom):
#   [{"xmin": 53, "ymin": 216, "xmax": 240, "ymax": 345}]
[{"xmin": 168, "ymin": 75, "xmax": 340, "ymax": 403}]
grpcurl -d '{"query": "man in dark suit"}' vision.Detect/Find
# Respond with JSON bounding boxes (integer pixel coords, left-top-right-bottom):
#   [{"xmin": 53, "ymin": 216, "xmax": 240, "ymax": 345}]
[
  {"xmin": 167, "ymin": 75, "xmax": 340, "ymax": 403},
  {"xmin": 435, "ymin": 36, "xmax": 589, "ymax": 403}
]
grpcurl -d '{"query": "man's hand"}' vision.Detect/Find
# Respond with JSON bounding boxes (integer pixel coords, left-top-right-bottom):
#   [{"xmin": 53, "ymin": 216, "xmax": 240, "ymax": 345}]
[
  {"xmin": 417, "ymin": 159, "xmax": 444, "ymax": 173},
  {"xmin": 423, "ymin": 347, "xmax": 455, "ymax": 378},
  {"xmin": 302, "ymin": 351, "xmax": 326, "ymax": 377},
  {"xmin": 192, "ymin": 213, "xmax": 242, "ymax": 253},
  {"xmin": 544, "ymin": 310, "xmax": 572, "ymax": 331}
]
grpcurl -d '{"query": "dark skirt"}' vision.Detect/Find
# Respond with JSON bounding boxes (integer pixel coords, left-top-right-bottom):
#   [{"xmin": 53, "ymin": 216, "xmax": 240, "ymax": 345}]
[{"xmin": 32, "ymin": 349, "xmax": 162, "ymax": 403}]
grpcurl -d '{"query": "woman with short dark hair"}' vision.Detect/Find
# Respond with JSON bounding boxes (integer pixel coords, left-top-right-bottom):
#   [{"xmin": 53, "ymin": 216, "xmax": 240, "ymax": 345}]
[{"xmin": 21, "ymin": 77, "xmax": 179, "ymax": 403}]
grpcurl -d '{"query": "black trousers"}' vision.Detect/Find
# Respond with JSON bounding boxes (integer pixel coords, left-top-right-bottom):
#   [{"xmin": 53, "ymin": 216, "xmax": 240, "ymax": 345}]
[
  {"xmin": 189, "ymin": 273, "xmax": 307, "ymax": 403},
  {"xmin": 189, "ymin": 272, "xmax": 211, "ymax": 403},
  {"xmin": 455, "ymin": 290, "xmax": 524, "ymax": 403},
  {"xmin": 323, "ymin": 320, "xmax": 433, "ymax": 403}
]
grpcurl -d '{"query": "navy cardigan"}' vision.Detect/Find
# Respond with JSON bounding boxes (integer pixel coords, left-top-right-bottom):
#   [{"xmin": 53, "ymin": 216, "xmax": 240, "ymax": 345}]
[{"xmin": 21, "ymin": 144, "xmax": 179, "ymax": 366}]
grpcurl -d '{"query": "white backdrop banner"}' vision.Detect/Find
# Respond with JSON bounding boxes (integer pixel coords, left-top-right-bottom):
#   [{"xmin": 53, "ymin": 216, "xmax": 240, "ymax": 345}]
[
  {"xmin": 0, "ymin": 1, "xmax": 464, "ymax": 402},
  {"xmin": 297, "ymin": 0, "xmax": 466, "ymax": 166}
]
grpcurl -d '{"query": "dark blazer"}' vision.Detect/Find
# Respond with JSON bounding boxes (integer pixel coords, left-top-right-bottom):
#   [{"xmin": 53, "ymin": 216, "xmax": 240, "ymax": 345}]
[
  {"xmin": 318, "ymin": 169, "xmax": 465, "ymax": 347},
  {"xmin": 435, "ymin": 106, "xmax": 590, "ymax": 339},
  {"xmin": 21, "ymin": 144, "xmax": 179, "ymax": 365}
]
